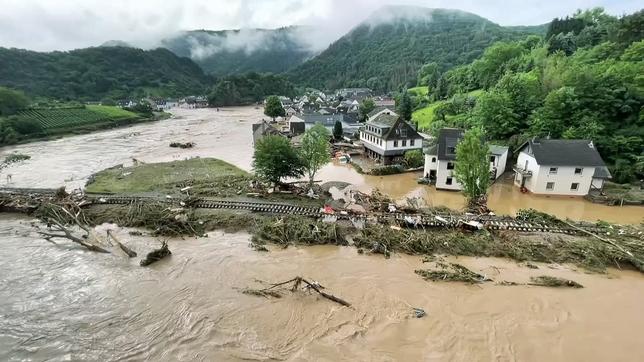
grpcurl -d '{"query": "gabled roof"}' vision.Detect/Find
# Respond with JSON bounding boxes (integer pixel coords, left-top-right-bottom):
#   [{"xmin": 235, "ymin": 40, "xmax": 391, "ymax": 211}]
[
  {"xmin": 437, "ymin": 128, "xmax": 465, "ymax": 161},
  {"xmin": 367, "ymin": 113, "xmax": 398, "ymax": 128},
  {"xmin": 518, "ymin": 139, "xmax": 607, "ymax": 167},
  {"xmin": 367, "ymin": 106, "xmax": 397, "ymax": 118}
]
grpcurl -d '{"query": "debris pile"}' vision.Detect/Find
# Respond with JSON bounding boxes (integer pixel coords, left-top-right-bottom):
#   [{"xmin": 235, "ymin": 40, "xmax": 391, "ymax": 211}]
[{"xmin": 169, "ymin": 142, "xmax": 195, "ymax": 149}]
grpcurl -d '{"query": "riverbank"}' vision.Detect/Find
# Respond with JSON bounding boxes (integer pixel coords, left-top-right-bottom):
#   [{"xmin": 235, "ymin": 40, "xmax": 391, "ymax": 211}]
[{"xmin": 5, "ymin": 157, "xmax": 641, "ymax": 274}]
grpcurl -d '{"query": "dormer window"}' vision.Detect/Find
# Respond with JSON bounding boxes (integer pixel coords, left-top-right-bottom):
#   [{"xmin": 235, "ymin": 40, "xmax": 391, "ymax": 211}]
[{"xmin": 447, "ymin": 147, "xmax": 456, "ymax": 154}]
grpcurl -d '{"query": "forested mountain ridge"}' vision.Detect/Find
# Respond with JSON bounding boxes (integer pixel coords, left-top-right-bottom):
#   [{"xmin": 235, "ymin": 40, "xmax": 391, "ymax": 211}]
[
  {"xmin": 0, "ymin": 46, "xmax": 210, "ymax": 101},
  {"xmin": 161, "ymin": 27, "xmax": 316, "ymax": 77},
  {"xmin": 288, "ymin": 6, "xmax": 546, "ymax": 92}
]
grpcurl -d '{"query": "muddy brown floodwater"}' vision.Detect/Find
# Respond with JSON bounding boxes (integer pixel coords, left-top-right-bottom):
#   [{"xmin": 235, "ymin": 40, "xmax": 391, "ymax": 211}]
[
  {"xmin": 0, "ymin": 107, "xmax": 641, "ymax": 224},
  {"xmin": 1, "ymin": 107, "xmax": 644, "ymax": 361},
  {"xmin": 1, "ymin": 215, "xmax": 643, "ymax": 361}
]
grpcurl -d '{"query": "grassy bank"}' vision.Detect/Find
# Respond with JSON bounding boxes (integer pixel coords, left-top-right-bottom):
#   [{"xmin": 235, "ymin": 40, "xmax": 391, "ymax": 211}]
[{"xmin": 86, "ymin": 158, "xmax": 252, "ymax": 196}]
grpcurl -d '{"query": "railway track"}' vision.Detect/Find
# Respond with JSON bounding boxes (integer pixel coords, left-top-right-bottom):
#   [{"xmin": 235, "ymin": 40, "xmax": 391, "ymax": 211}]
[{"xmin": 0, "ymin": 188, "xmax": 599, "ymax": 235}]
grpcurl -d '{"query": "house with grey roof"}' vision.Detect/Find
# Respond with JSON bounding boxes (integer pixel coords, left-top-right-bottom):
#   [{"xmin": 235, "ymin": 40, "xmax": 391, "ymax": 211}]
[
  {"xmin": 513, "ymin": 138, "xmax": 611, "ymax": 195},
  {"xmin": 360, "ymin": 114, "xmax": 423, "ymax": 165},
  {"xmin": 423, "ymin": 128, "xmax": 508, "ymax": 190},
  {"xmin": 289, "ymin": 114, "xmax": 361, "ymax": 138}
]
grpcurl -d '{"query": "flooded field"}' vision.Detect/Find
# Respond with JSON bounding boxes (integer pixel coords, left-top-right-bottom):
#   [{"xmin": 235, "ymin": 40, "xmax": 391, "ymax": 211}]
[
  {"xmin": 0, "ymin": 107, "xmax": 641, "ymax": 224},
  {"xmin": 1, "ymin": 215, "xmax": 643, "ymax": 361}
]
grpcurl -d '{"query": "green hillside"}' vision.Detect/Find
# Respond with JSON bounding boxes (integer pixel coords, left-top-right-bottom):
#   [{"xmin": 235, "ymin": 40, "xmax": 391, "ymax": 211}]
[
  {"xmin": 162, "ymin": 27, "xmax": 316, "ymax": 77},
  {"xmin": 288, "ymin": 7, "xmax": 545, "ymax": 91},
  {"xmin": 0, "ymin": 46, "xmax": 210, "ymax": 101}
]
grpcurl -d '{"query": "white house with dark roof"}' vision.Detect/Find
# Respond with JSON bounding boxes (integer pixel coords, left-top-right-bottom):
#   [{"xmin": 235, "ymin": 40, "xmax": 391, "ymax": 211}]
[
  {"xmin": 360, "ymin": 114, "xmax": 423, "ymax": 165},
  {"xmin": 513, "ymin": 138, "xmax": 611, "ymax": 196},
  {"xmin": 423, "ymin": 128, "xmax": 508, "ymax": 190}
]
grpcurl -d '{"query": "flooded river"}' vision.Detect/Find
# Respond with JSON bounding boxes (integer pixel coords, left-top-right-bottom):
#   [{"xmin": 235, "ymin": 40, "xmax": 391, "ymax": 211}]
[
  {"xmin": 1, "ymin": 107, "xmax": 644, "ymax": 360},
  {"xmin": 1, "ymin": 215, "xmax": 644, "ymax": 361},
  {"xmin": 0, "ymin": 107, "xmax": 641, "ymax": 224}
]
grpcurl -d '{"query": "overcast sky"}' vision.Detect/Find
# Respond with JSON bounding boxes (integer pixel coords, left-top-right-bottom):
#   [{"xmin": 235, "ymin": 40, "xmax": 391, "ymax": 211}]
[{"xmin": 0, "ymin": 0, "xmax": 640, "ymax": 52}]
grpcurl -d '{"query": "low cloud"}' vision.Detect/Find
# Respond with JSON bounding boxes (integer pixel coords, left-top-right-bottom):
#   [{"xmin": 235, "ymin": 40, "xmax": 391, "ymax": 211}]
[{"xmin": 0, "ymin": 0, "xmax": 640, "ymax": 52}]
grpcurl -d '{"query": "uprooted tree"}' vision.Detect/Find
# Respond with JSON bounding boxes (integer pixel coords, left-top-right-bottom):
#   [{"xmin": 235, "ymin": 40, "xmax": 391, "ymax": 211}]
[{"xmin": 243, "ymin": 276, "xmax": 351, "ymax": 307}]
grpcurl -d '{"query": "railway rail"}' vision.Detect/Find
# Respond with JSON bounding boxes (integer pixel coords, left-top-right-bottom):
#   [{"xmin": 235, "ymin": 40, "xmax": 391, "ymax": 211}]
[{"xmin": 0, "ymin": 188, "xmax": 608, "ymax": 235}]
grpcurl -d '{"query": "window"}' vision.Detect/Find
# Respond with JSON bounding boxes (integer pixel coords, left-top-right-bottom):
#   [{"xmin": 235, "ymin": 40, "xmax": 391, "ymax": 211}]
[
  {"xmin": 402, "ymin": 140, "xmax": 407, "ymax": 147},
  {"xmin": 549, "ymin": 167, "xmax": 558, "ymax": 174},
  {"xmin": 446, "ymin": 177, "xmax": 453, "ymax": 185},
  {"xmin": 431, "ymin": 157, "xmax": 436, "ymax": 163},
  {"xmin": 410, "ymin": 139, "xmax": 415, "ymax": 146},
  {"xmin": 394, "ymin": 140, "xmax": 398, "ymax": 147},
  {"xmin": 490, "ymin": 156, "xmax": 495, "ymax": 162},
  {"xmin": 447, "ymin": 147, "xmax": 456, "ymax": 154},
  {"xmin": 401, "ymin": 128, "xmax": 407, "ymax": 137},
  {"xmin": 546, "ymin": 182, "xmax": 555, "ymax": 190},
  {"xmin": 574, "ymin": 168, "xmax": 583, "ymax": 175},
  {"xmin": 571, "ymin": 183, "xmax": 579, "ymax": 191},
  {"xmin": 447, "ymin": 162, "xmax": 454, "ymax": 170}
]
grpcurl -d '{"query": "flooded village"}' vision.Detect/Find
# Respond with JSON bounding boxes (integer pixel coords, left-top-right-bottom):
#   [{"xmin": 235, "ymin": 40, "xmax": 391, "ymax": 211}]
[
  {"xmin": 1, "ymin": 2, "xmax": 643, "ymax": 361},
  {"xmin": 1, "ymin": 102, "xmax": 643, "ymax": 361}
]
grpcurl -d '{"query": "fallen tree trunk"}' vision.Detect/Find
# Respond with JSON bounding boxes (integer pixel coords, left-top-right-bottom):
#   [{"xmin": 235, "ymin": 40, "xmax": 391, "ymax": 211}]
[
  {"xmin": 107, "ymin": 229, "xmax": 137, "ymax": 258},
  {"xmin": 243, "ymin": 276, "xmax": 351, "ymax": 307},
  {"xmin": 140, "ymin": 241, "xmax": 171, "ymax": 266}
]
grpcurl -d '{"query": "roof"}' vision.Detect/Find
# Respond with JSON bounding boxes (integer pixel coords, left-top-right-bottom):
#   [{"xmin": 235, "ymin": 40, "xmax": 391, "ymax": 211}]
[
  {"xmin": 437, "ymin": 128, "xmax": 465, "ymax": 161},
  {"xmin": 518, "ymin": 139, "xmax": 607, "ymax": 167},
  {"xmin": 593, "ymin": 166, "xmax": 612, "ymax": 179},
  {"xmin": 489, "ymin": 145, "xmax": 509, "ymax": 156},
  {"xmin": 292, "ymin": 114, "xmax": 360, "ymax": 127},
  {"xmin": 424, "ymin": 144, "xmax": 438, "ymax": 155},
  {"xmin": 367, "ymin": 106, "xmax": 397, "ymax": 118},
  {"xmin": 367, "ymin": 113, "xmax": 398, "ymax": 128}
]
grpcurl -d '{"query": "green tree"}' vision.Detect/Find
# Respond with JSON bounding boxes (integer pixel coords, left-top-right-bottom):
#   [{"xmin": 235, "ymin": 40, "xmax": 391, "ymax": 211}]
[
  {"xmin": 0, "ymin": 87, "xmax": 29, "ymax": 116},
  {"xmin": 358, "ymin": 98, "xmax": 376, "ymax": 122},
  {"xmin": 404, "ymin": 150, "xmax": 424, "ymax": 168},
  {"xmin": 472, "ymin": 91, "xmax": 518, "ymax": 140},
  {"xmin": 397, "ymin": 90, "xmax": 413, "ymax": 122},
  {"xmin": 264, "ymin": 95, "xmax": 286, "ymax": 121},
  {"xmin": 417, "ymin": 62, "xmax": 440, "ymax": 89},
  {"xmin": 299, "ymin": 124, "xmax": 331, "ymax": 186},
  {"xmin": 454, "ymin": 127, "xmax": 491, "ymax": 203},
  {"xmin": 332, "ymin": 121, "xmax": 343, "ymax": 140},
  {"xmin": 252, "ymin": 135, "xmax": 303, "ymax": 184}
]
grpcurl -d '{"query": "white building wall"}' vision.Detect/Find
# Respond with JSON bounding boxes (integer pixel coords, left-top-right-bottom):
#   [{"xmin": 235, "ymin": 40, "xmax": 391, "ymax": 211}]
[
  {"xmin": 491, "ymin": 150, "xmax": 508, "ymax": 179},
  {"xmin": 384, "ymin": 138, "xmax": 423, "ymax": 152},
  {"xmin": 515, "ymin": 152, "xmax": 539, "ymax": 191},
  {"xmin": 360, "ymin": 131, "xmax": 386, "ymax": 153},
  {"xmin": 423, "ymin": 154, "xmax": 438, "ymax": 177},
  {"xmin": 435, "ymin": 160, "xmax": 461, "ymax": 190},
  {"xmin": 532, "ymin": 165, "xmax": 594, "ymax": 195}
]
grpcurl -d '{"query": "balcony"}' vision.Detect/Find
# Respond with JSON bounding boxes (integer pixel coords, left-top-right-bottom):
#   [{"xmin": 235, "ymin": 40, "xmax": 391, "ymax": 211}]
[{"xmin": 513, "ymin": 166, "xmax": 532, "ymax": 177}]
